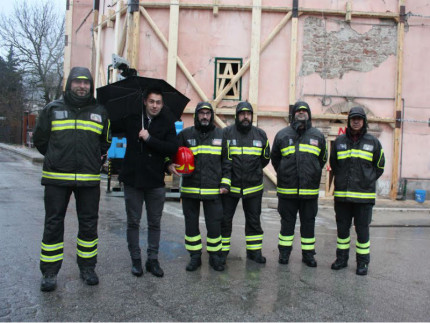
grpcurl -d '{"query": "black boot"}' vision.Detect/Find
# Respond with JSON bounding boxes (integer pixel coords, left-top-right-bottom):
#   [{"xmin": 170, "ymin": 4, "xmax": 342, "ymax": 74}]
[
  {"xmin": 331, "ymin": 249, "xmax": 349, "ymax": 270},
  {"xmin": 145, "ymin": 259, "xmax": 164, "ymax": 277},
  {"xmin": 209, "ymin": 253, "xmax": 225, "ymax": 271},
  {"xmin": 278, "ymin": 248, "xmax": 291, "ymax": 265},
  {"xmin": 186, "ymin": 254, "xmax": 202, "ymax": 271},
  {"xmin": 131, "ymin": 258, "xmax": 143, "ymax": 277},
  {"xmin": 356, "ymin": 262, "xmax": 368, "ymax": 275},
  {"xmin": 247, "ymin": 250, "xmax": 266, "ymax": 264},
  {"xmin": 80, "ymin": 268, "xmax": 99, "ymax": 285},
  {"xmin": 220, "ymin": 251, "xmax": 229, "ymax": 265},
  {"xmin": 302, "ymin": 251, "xmax": 317, "ymax": 267},
  {"xmin": 40, "ymin": 273, "xmax": 57, "ymax": 292}
]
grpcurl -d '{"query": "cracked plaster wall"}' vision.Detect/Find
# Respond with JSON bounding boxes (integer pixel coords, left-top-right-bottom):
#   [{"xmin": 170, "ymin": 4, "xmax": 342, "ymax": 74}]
[{"xmin": 300, "ymin": 17, "xmax": 397, "ymax": 79}]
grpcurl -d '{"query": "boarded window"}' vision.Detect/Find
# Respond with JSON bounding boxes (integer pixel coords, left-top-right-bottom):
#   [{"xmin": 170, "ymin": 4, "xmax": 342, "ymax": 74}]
[{"xmin": 214, "ymin": 58, "xmax": 242, "ymax": 100}]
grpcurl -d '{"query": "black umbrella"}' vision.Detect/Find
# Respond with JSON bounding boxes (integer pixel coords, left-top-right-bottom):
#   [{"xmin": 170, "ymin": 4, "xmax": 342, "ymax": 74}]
[{"xmin": 96, "ymin": 76, "xmax": 190, "ymax": 122}]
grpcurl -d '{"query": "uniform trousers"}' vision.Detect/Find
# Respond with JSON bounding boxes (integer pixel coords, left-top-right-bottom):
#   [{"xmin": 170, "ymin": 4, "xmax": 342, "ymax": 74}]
[{"xmin": 40, "ymin": 185, "xmax": 100, "ymax": 275}]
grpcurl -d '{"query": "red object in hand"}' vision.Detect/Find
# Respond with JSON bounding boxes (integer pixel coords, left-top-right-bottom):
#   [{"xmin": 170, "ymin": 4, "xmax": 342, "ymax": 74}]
[{"xmin": 174, "ymin": 146, "xmax": 195, "ymax": 174}]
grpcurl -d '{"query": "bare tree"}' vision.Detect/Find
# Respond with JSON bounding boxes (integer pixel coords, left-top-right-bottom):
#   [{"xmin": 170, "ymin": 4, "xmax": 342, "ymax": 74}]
[{"xmin": 0, "ymin": 1, "xmax": 64, "ymax": 107}]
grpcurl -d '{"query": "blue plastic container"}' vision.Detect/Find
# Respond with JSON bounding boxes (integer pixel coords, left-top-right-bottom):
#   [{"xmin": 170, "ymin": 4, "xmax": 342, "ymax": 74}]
[
  {"xmin": 415, "ymin": 189, "xmax": 426, "ymax": 203},
  {"xmin": 108, "ymin": 137, "xmax": 127, "ymax": 159},
  {"xmin": 175, "ymin": 121, "xmax": 184, "ymax": 134}
]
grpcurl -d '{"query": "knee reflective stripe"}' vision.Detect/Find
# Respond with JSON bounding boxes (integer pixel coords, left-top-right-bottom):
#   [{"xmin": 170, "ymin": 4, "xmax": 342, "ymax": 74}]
[
  {"xmin": 222, "ymin": 236, "xmax": 231, "ymax": 251},
  {"xmin": 40, "ymin": 242, "xmax": 64, "ymax": 263},
  {"xmin": 207, "ymin": 236, "xmax": 222, "ymax": 252},
  {"xmin": 246, "ymin": 234, "xmax": 263, "ymax": 250},
  {"xmin": 185, "ymin": 234, "xmax": 203, "ymax": 251},
  {"xmin": 337, "ymin": 236, "xmax": 350, "ymax": 249},
  {"xmin": 278, "ymin": 234, "xmax": 294, "ymax": 247},
  {"xmin": 356, "ymin": 240, "xmax": 370, "ymax": 255},
  {"xmin": 301, "ymin": 237, "xmax": 315, "ymax": 250},
  {"xmin": 76, "ymin": 238, "xmax": 98, "ymax": 259}
]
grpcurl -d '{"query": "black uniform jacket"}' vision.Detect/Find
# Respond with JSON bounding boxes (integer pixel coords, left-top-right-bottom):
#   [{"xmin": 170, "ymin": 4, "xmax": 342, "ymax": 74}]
[
  {"xmin": 222, "ymin": 125, "xmax": 270, "ymax": 199},
  {"xmin": 113, "ymin": 108, "xmax": 178, "ymax": 189},
  {"xmin": 178, "ymin": 126, "xmax": 229, "ymax": 200},
  {"xmin": 271, "ymin": 126, "xmax": 327, "ymax": 199},
  {"xmin": 33, "ymin": 99, "xmax": 111, "ymax": 187},
  {"xmin": 330, "ymin": 132, "xmax": 385, "ymax": 204}
]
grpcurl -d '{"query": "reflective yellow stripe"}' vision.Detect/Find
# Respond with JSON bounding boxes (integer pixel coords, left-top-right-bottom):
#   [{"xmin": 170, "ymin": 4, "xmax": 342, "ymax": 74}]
[
  {"xmin": 52, "ymin": 120, "xmax": 75, "ymax": 131},
  {"xmin": 77, "ymin": 249, "xmax": 97, "ymax": 258},
  {"xmin": 337, "ymin": 237, "xmax": 351, "ymax": 249},
  {"xmin": 207, "ymin": 236, "xmax": 222, "ymax": 244},
  {"xmin": 356, "ymin": 248, "xmax": 370, "ymax": 255},
  {"xmin": 41, "ymin": 242, "xmax": 64, "ymax": 251},
  {"xmin": 263, "ymin": 140, "xmax": 270, "ymax": 159},
  {"xmin": 40, "ymin": 253, "xmax": 64, "ymax": 262},
  {"xmin": 277, "ymin": 187, "xmax": 298, "ymax": 195},
  {"xmin": 299, "ymin": 144, "xmax": 321, "ymax": 156},
  {"xmin": 186, "ymin": 244, "xmax": 202, "ymax": 251},
  {"xmin": 180, "ymin": 187, "xmax": 200, "ymax": 194},
  {"xmin": 299, "ymin": 189, "xmax": 319, "ymax": 196},
  {"xmin": 230, "ymin": 147, "xmax": 263, "ymax": 156},
  {"xmin": 337, "ymin": 237, "xmax": 351, "ymax": 244},
  {"xmin": 189, "ymin": 145, "xmax": 222, "ymax": 155},
  {"xmin": 106, "ymin": 119, "xmax": 111, "ymax": 143},
  {"xmin": 180, "ymin": 187, "xmax": 219, "ymax": 195},
  {"xmin": 222, "ymin": 246, "xmax": 230, "ymax": 251},
  {"xmin": 76, "ymin": 120, "xmax": 103, "ymax": 135},
  {"xmin": 377, "ymin": 149, "xmax": 384, "ymax": 169},
  {"xmin": 243, "ymin": 184, "xmax": 264, "ymax": 195},
  {"xmin": 279, "ymin": 234, "xmax": 294, "ymax": 246},
  {"xmin": 200, "ymin": 188, "xmax": 219, "ymax": 195},
  {"xmin": 337, "ymin": 149, "xmax": 373, "ymax": 162},
  {"xmin": 301, "ymin": 237, "xmax": 315, "ymax": 243},
  {"xmin": 185, "ymin": 235, "xmax": 201, "ymax": 242},
  {"xmin": 281, "ymin": 146, "xmax": 295, "ymax": 156},
  {"xmin": 207, "ymin": 245, "xmax": 222, "ymax": 252},
  {"xmin": 77, "ymin": 238, "xmax": 98, "ymax": 248},
  {"xmin": 246, "ymin": 235, "xmax": 263, "ymax": 241},
  {"xmin": 356, "ymin": 241, "xmax": 370, "ymax": 248},
  {"xmin": 301, "ymin": 245, "xmax": 315, "ymax": 250},
  {"xmin": 246, "ymin": 244, "xmax": 262, "ymax": 250},
  {"xmin": 222, "ymin": 237, "xmax": 231, "ymax": 243},
  {"xmin": 42, "ymin": 171, "xmax": 100, "ymax": 182},
  {"xmin": 334, "ymin": 191, "xmax": 376, "ymax": 199},
  {"xmin": 230, "ymin": 186, "xmax": 241, "ymax": 194},
  {"xmin": 221, "ymin": 178, "xmax": 231, "ymax": 185},
  {"xmin": 338, "ymin": 244, "xmax": 350, "ymax": 249}
]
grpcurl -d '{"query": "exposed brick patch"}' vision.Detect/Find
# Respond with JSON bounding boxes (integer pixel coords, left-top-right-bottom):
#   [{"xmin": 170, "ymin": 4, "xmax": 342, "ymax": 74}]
[{"xmin": 300, "ymin": 17, "xmax": 397, "ymax": 79}]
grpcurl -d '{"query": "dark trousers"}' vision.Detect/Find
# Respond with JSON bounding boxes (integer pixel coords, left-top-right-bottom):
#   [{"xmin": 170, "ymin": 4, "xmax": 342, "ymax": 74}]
[
  {"xmin": 182, "ymin": 197, "xmax": 223, "ymax": 254},
  {"xmin": 334, "ymin": 201, "xmax": 373, "ymax": 263},
  {"xmin": 277, "ymin": 198, "xmax": 318, "ymax": 253},
  {"xmin": 221, "ymin": 194, "xmax": 264, "ymax": 251},
  {"xmin": 124, "ymin": 185, "xmax": 165, "ymax": 260},
  {"xmin": 40, "ymin": 185, "xmax": 100, "ymax": 275}
]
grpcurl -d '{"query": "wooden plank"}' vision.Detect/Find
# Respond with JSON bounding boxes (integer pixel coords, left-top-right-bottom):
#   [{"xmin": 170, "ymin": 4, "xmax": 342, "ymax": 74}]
[
  {"xmin": 112, "ymin": 1, "xmax": 123, "ymax": 82},
  {"xmin": 346, "ymin": 1, "xmax": 352, "ymax": 22},
  {"xmin": 118, "ymin": 15, "xmax": 128, "ymax": 56},
  {"xmin": 213, "ymin": 0, "xmax": 219, "ymax": 16},
  {"xmin": 249, "ymin": 0, "xmax": 262, "ymax": 124},
  {"xmin": 131, "ymin": 10, "xmax": 140, "ymax": 69},
  {"xmin": 94, "ymin": 10, "xmax": 103, "ymax": 89},
  {"xmin": 289, "ymin": 14, "xmax": 298, "ymax": 107},
  {"xmin": 390, "ymin": 0, "xmax": 405, "ymax": 200},
  {"xmin": 167, "ymin": 0, "xmax": 180, "ymax": 86},
  {"xmin": 126, "ymin": 13, "xmax": 134, "ymax": 66}
]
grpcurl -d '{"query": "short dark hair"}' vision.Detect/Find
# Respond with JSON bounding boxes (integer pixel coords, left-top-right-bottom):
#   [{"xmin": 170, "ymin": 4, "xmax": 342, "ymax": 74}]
[{"xmin": 143, "ymin": 86, "xmax": 164, "ymax": 101}]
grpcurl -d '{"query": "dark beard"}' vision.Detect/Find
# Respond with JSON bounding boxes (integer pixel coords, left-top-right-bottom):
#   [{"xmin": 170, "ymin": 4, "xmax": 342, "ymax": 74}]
[{"xmin": 236, "ymin": 119, "xmax": 252, "ymax": 133}]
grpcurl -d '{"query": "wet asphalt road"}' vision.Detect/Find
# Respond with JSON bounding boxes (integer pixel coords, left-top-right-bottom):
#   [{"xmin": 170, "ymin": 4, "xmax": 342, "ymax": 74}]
[{"xmin": 1, "ymin": 150, "xmax": 430, "ymax": 321}]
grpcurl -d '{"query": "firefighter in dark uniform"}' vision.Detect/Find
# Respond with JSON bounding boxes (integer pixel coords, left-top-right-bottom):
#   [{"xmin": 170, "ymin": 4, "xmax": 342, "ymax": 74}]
[
  {"xmin": 169, "ymin": 102, "xmax": 229, "ymax": 271},
  {"xmin": 33, "ymin": 67, "xmax": 111, "ymax": 292},
  {"xmin": 330, "ymin": 106, "xmax": 385, "ymax": 275},
  {"xmin": 271, "ymin": 101, "xmax": 327, "ymax": 267},
  {"xmin": 220, "ymin": 102, "xmax": 270, "ymax": 264}
]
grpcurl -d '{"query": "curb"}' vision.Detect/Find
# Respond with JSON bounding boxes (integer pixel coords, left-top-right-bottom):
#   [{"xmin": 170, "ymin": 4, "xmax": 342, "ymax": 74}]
[{"xmin": 0, "ymin": 143, "xmax": 44, "ymax": 164}]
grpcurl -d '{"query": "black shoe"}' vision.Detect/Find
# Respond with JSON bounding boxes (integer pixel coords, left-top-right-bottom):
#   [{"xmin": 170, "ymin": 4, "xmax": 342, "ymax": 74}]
[
  {"xmin": 331, "ymin": 258, "xmax": 348, "ymax": 270},
  {"xmin": 356, "ymin": 262, "xmax": 368, "ymax": 276},
  {"xmin": 80, "ymin": 268, "xmax": 99, "ymax": 285},
  {"xmin": 247, "ymin": 250, "xmax": 266, "ymax": 264},
  {"xmin": 278, "ymin": 250, "xmax": 290, "ymax": 265},
  {"xmin": 40, "ymin": 273, "xmax": 57, "ymax": 292},
  {"xmin": 186, "ymin": 255, "xmax": 202, "ymax": 271},
  {"xmin": 302, "ymin": 253, "xmax": 317, "ymax": 267},
  {"xmin": 146, "ymin": 259, "xmax": 164, "ymax": 277},
  {"xmin": 131, "ymin": 258, "xmax": 143, "ymax": 277},
  {"xmin": 209, "ymin": 254, "xmax": 225, "ymax": 271},
  {"xmin": 220, "ymin": 251, "xmax": 229, "ymax": 265}
]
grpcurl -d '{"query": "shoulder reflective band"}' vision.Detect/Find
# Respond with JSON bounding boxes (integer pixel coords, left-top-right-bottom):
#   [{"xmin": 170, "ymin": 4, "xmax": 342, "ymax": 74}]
[
  {"xmin": 281, "ymin": 146, "xmax": 295, "ymax": 156},
  {"xmin": 51, "ymin": 119, "xmax": 75, "ymax": 131},
  {"xmin": 42, "ymin": 171, "xmax": 100, "ymax": 182},
  {"xmin": 377, "ymin": 149, "xmax": 385, "ymax": 169},
  {"xmin": 76, "ymin": 120, "xmax": 103, "ymax": 135},
  {"xmin": 189, "ymin": 145, "xmax": 222, "ymax": 155},
  {"xmin": 180, "ymin": 187, "xmax": 220, "ymax": 195},
  {"xmin": 299, "ymin": 144, "xmax": 321, "ymax": 156},
  {"xmin": 277, "ymin": 187, "xmax": 298, "ymax": 195},
  {"xmin": 229, "ymin": 147, "xmax": 263, "ymax": 156},
  {"xmin": 337, "ymin": 149, "xmax": 373, "ymax": 162},
  {"xmin": 334, "ymin": 191, "xmax": 376, "ymax": 199}
]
